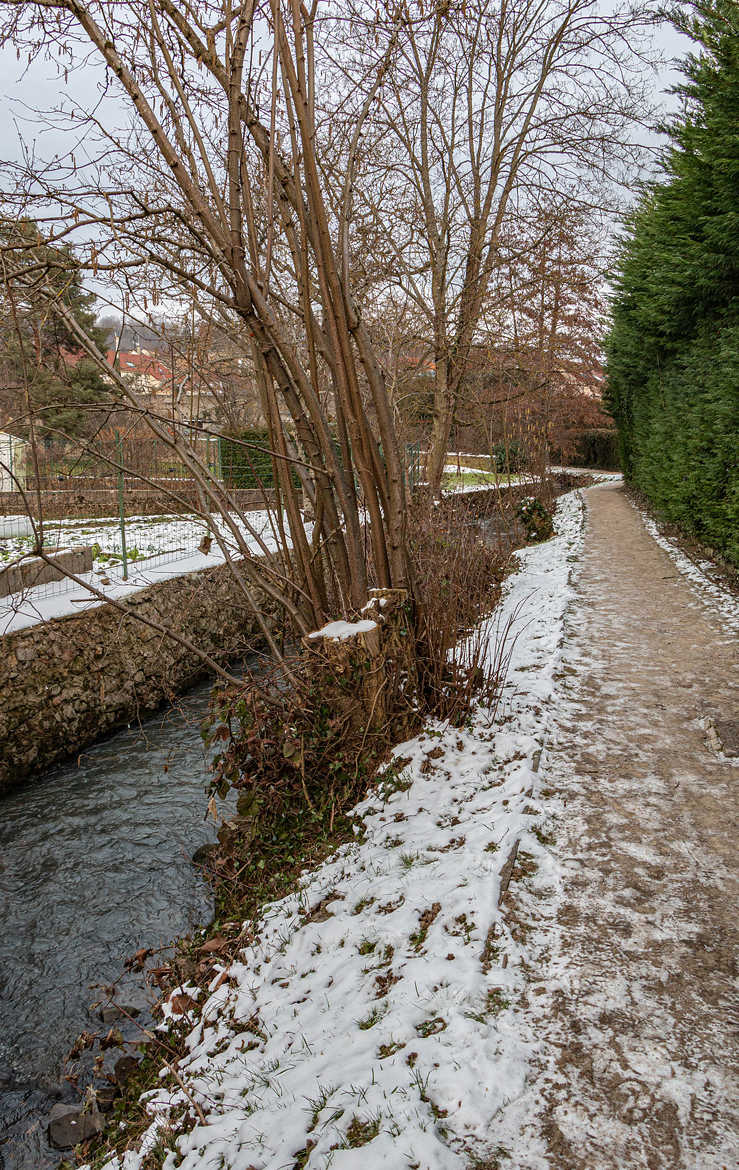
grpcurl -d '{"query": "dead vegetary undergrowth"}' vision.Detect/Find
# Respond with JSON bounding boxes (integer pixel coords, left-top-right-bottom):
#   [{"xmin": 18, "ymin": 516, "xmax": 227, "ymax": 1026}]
[{"xmin": 201, "ymin": 491, "xmax": 517, "ymax": 920}]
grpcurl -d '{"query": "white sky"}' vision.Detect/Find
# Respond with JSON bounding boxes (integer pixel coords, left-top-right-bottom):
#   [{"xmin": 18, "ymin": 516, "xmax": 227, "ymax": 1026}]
[
  {"xmin": 0, "ymin": 12, "xmax": 692, "ymax": 323},
  {"xmin": 0, "ymin": 16, "xmax": 691, "ymax": 164}
]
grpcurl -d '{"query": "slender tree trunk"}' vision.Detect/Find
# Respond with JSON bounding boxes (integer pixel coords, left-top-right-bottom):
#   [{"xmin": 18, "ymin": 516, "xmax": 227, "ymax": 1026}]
[{"xmin": 426, "ymin": 355, "xmax": 453, "ymax": 496}]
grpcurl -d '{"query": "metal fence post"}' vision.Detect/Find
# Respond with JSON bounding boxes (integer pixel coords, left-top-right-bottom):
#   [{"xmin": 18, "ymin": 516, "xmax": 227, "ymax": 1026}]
[{"xmin": 115, "ymin": 430, "xmax": 129, "ymax": 581}]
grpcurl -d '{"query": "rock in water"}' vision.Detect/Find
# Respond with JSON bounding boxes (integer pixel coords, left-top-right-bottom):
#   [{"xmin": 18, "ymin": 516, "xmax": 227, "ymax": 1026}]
[
  {"xmin": 48, "ymin": 1102, "xmax": 103, "ymax": 1149},
  {"xmin": 192, "ymin": 841, "xmax": 217, "ymax": 866},
  {"xmin": 97, "ymin": 1002, "xmax": 140, "ymax": 1024}
]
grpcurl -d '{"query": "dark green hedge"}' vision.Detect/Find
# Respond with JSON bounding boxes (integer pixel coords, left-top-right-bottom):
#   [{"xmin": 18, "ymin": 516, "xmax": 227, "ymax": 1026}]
[
  {"xmin": 605, "ymin": 1, "xmax": 739, "ymax": 564},
  {"xmin": 572, "ymin": 430, "xmax": 620, "ymax": 471},
  {"xmin": 219, "ymin": 430, "xmax": 299, "ymax": 491}
]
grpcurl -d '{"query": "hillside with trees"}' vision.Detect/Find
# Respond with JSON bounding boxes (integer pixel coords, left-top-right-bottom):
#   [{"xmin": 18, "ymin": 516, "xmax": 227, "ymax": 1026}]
[{"xmin": 606, "ymin": 0, "xmax": 738, "ymax": 564}]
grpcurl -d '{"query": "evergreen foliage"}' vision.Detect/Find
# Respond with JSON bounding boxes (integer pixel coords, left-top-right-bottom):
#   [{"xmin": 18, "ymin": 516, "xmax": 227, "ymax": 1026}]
[
  {"xmin": 0, "ymin": 219, "xmax": 110, "ymax": 439},
  {"xmin": 573, "ymin": 429, "xmax": 620, "ymax": 471},
  {"xmin": 219, "ymin": 430, "xmax": 301, "ymax": 491},
  {"xmin": 491, "ymin": 440, "xmax": 527, "ymax": 474},
  {"xmin": 219, "ymin": 429, "xmax": 276, "ymax": 488},
  {"xmin": 605, "ymin": 1, "xmax": 738, "ymax": 563},
  {"xmin": 516, "ymin": 496, "xmax": 554, "ymax": 543}
]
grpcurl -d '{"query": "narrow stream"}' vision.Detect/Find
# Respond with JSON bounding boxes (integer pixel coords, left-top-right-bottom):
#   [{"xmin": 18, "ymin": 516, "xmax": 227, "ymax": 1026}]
[{"xmin": 0, "ymin": 683, "xmax": 221, "ymax": 1169}]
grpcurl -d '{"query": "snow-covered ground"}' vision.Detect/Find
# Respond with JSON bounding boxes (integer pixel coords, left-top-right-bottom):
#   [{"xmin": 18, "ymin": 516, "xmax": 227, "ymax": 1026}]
[
  {"xmin": 0, "ymin": 510, "xmax": 282, "ymax": 565},
  {"xmin": 440, "ymin": 467, "xmax": 622, "ymax": 496},
  {"xmin": 442, "ymin": 464, "xmax": 507, "ymax": 478},
  {"xmin": 636, "ymin": 507, "xmax": 739, "ymax": 637},
  {"xmin": 89, "ymin": 490, "xmax": 586, "ymax": 1170},
  {"xmin": 0, "ymin": 510, "xmax": 302, "ymax": 637}
]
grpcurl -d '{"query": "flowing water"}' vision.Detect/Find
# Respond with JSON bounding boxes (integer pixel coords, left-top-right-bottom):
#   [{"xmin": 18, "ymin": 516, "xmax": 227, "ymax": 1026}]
[{"xmin": 0, "ymin": 684, "xmax": 221, "ymax": 1169}]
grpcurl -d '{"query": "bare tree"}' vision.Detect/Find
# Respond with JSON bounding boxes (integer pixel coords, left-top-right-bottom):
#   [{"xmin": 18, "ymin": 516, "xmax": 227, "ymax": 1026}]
[
  {"xmin": 456, "ymin": 204, "xmax": 609, "ymax": 462},
  {"xmin": 334, "ymin": 0, "xmax": 653, "ymax": 493}
]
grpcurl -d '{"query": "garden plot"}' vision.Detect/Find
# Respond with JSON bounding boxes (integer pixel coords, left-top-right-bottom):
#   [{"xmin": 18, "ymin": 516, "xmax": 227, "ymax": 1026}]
[
  {"xmin": 0, "ymin": 509, "xmax": 313, "ymax": 636},
  {"xmin": 89, "ymin": 490, "xmax": 585, "ymax": 1170},
  {"xmin": 442, "ymin": 465, "xmax": 527, "ymax": 489},
  {"xmin": 0, "ymin": 511, "xmax": 284, "ymax": 568}
]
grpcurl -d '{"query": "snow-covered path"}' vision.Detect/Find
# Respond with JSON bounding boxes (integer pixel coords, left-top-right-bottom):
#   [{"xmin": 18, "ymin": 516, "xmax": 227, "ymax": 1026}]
[
  {"xmin": 89, "ymin": 483, "xmax": 738, "ymax": 1170},
  {"xmin": 492, "ymin": 482, "xmax": 738, "ymax": 1168}
]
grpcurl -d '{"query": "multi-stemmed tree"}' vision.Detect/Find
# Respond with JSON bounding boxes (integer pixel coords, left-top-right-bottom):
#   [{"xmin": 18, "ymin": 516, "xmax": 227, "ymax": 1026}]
[
  {"xmin": 0, "ymin": 0, "xmax": 658, "ymax": 659},
  {"xmin": 0, "ymin": 1, "xmax": 413, "ymax": 654}
]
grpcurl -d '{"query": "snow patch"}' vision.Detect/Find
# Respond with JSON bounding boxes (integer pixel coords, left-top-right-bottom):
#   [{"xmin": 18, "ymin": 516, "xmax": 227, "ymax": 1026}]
[
  {"xmin": 637, "ymin": 507, "xmax": 738, "ymax": 636},
  {"xmin": 0, "ymin": 509, "xmax": 313, "ymax": 636},
  {"xmin": 308, "ymin": 618, "xmax": 379, "ymax": 642}
]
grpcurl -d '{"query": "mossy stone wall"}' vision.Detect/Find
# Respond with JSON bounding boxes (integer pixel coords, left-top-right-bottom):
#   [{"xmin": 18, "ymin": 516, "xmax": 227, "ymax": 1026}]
[{"xmin": 0, "ymin": 562, "xmax": 272, "ymax": 793}]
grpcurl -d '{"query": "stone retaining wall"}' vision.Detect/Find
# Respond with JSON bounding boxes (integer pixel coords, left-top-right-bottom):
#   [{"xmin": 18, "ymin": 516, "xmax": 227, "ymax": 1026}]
[
  {"xmin": 0, "ymin": 562, "xmax": 274, "ymax": 793},
  {"xmin": 0, "ymin": 477, "xmax": 574, "ymax": 793}
]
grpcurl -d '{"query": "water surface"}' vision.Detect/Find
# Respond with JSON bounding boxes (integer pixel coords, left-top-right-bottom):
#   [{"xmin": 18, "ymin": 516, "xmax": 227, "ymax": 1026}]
[{"xmin": 0, "ymin": 684, "xmax": 218, "ymax": 1168}]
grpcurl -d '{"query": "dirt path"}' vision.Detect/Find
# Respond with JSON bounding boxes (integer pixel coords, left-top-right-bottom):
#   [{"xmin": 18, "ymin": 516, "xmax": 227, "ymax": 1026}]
[{"xmin": 497, "ymin": 482, "xmax": 738, "ymax": 1169}]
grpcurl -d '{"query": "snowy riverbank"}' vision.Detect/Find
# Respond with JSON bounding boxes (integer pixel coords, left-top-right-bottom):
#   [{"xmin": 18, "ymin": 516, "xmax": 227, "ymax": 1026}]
[{"xmin": 85, "ymin": 490, "xmax": 587, "ymax": 1170}]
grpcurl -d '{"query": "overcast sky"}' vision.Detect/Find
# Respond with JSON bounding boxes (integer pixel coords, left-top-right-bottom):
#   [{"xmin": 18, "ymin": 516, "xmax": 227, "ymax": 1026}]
[
  {"xmin": 0, "ymin": 12, "xmax": 693, "ymax": 322},
  {"xmin": 0, "ymin": 16, "xmax": 692, "ymax": 168}
]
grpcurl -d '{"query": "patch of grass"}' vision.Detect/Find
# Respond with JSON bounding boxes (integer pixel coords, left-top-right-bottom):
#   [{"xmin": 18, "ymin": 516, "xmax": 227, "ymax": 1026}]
[
  {"xmin": 415, "ymin": 1016, "xmax": 447, "ymax": 1038},
  {"xmin": 486, "ymin": 988, "xmax": 510, "ymax": 1014},
  {"xmin": 441, "ymin": 470, "xmax": 513, "ymax": 490},
  {"xmin": 446, "ymin": 912, "xmax": 475, "ymax": 944},
  {"xmin": 400, "ymin": 852, "xmax": 417, "ymax": 869},
  {"xmin": 357, "ymin": 937, "xmax": 377, "ymax": 955},
  {"xmin": 410, "ymin": 1067, "xmax": 449, "ymax": 1133},
  {"xmin": 292, "ymin": 1140, "xmax": 316, "ymax": 1168},
  {"xmin": 480, "ymin": 923, "xmax": 502, "ymax": 972},
  {"xmin": 376, "ymin": 895, "xmax": 405, "ymax": 914},
  {"xmin": 377, "ymin": 1040, "xmax": 405, "ymax": 1059},
  {"xmin": 409, "ymin": 902, "xmax": 441, "ymax": 951},
  {"xmin": 357, "ymin": 1006, "xmax": 384, "ymax": 1030},
  {"xmin": 377, "ymin": 768, "xmax": 414, "ymax": 799},
  {"xmin": 345, "ymin": 1114, "xmax": 381, "ymax": 1147},
  {"xmin": 531, "ymin": 825, "xmax": 555, "ymax": 846},
  {"xmin": 467, "ymin": 1146, "xmax": 512, "ymax": 1169},
  {"xmin": 305, "ymin": 1083, "xmax": 336, "ymax": 1130},
  {"xmin": 352, "ymin": 896, "xmax": 375, "ymax": 915},
  {"xmin": 374, "ymin": 969, "xmax": 400, "ymax": 998},
  {"xmin": 464, "ymin": 989, "xmax": 509, "ymax": 1025}
]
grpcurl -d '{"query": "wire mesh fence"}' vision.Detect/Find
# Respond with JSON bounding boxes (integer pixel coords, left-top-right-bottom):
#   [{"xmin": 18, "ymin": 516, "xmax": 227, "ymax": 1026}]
[
  {"xmin": 0, "ymin": 430, "xmax": 427, "ymax": 618},
  {"xmin": 0, "ymin": 430, "xmax": 265, "ymax": 617}
]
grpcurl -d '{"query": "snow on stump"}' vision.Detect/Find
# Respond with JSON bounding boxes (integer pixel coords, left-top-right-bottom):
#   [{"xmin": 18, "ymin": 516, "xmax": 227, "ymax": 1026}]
[{"xmin": 304, "ymin": 589, "xmax": 416, "ymax": 737}]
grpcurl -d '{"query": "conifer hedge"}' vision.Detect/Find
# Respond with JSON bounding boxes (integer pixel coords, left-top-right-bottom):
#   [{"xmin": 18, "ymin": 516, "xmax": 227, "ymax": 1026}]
[
  {"xmin": 218, "ymin": 430, "xmax": 302, "ymax": 492},
  {"xmin": 605, "ymin": 1, "xmax": 738, "ymax": 564},
  {"xmin": 219, "ymin": 430, "xmax": 276, "ymax": 489}
]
